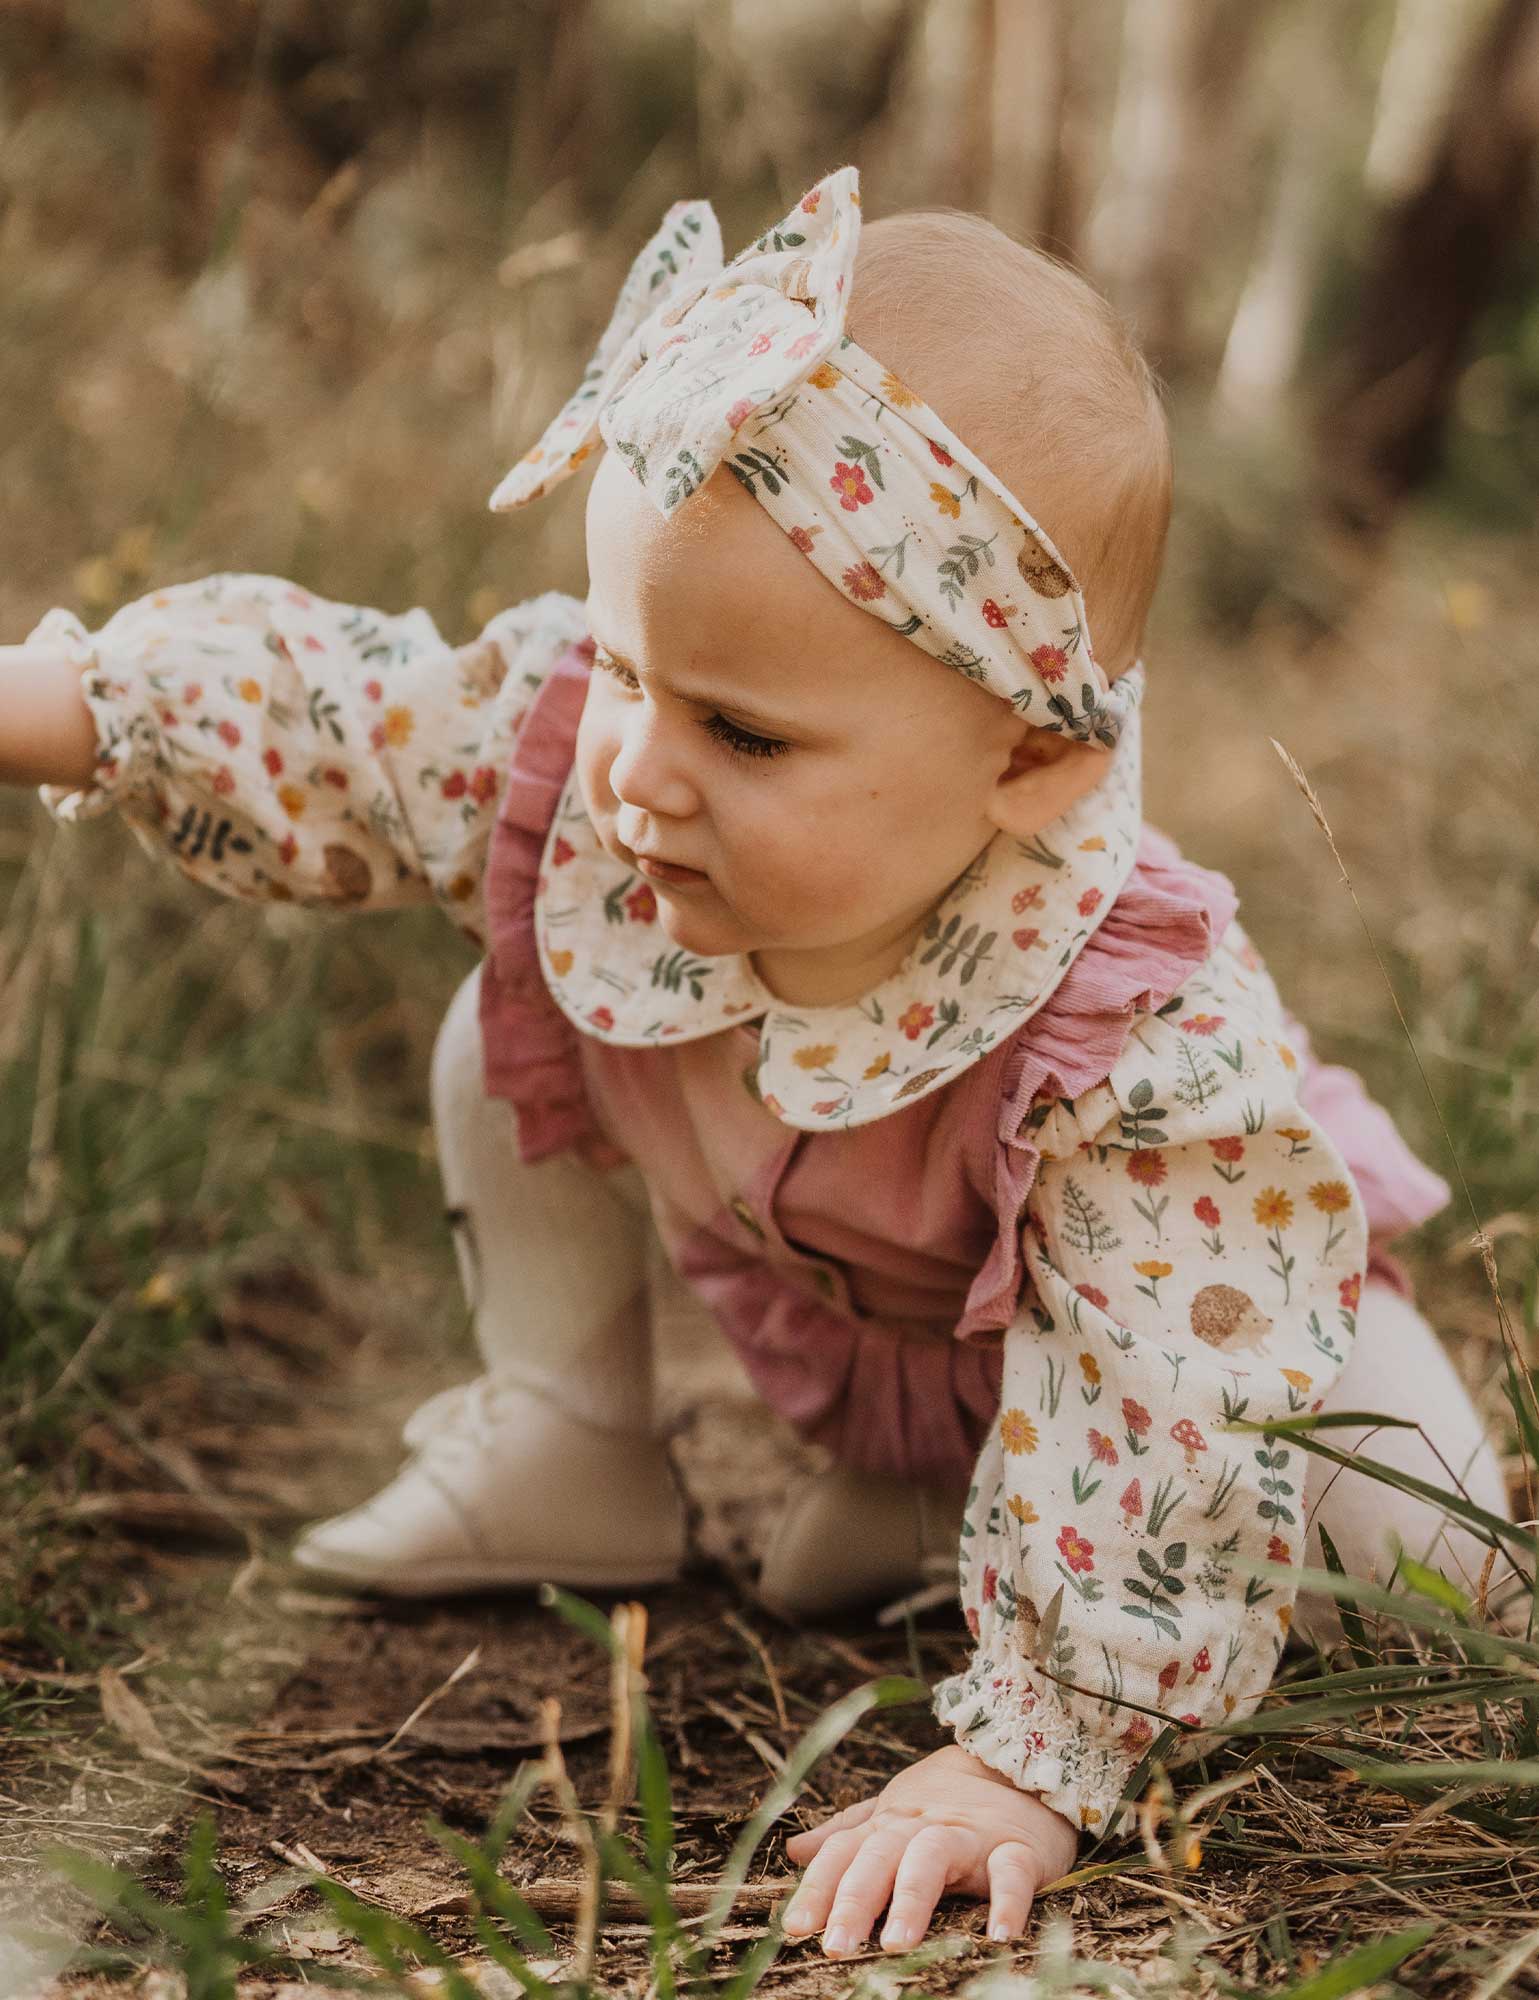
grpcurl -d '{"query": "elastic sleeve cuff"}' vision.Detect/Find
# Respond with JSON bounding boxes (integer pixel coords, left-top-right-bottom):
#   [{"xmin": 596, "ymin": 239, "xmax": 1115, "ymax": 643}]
[
  {"xmin": 933, "ymin": 1651, "xmax": 1148, "ymax": 1841},
  {"xmin": 29, "ymin": 606, "xmax": 157, "ymax": 823}
]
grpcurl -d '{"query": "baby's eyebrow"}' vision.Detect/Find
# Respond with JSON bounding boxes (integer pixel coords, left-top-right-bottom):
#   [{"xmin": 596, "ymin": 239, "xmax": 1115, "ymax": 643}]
[{"xmin": 584, "ymin": 617, "xmax": 796, "ymax": 736}]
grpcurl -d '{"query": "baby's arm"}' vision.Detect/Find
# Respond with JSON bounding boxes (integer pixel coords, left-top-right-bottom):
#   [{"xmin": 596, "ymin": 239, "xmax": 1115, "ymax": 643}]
[
  {"xmin": 785, "ymin": 929, "xmax": 1368, "ymax": 1951},
  {"xmin": 5, "ymin": 576, "xmax": 587, "ymax": 943},
  {"xmin": 0, "ymin": 642, "xmax": 99, "ymax": 789}
]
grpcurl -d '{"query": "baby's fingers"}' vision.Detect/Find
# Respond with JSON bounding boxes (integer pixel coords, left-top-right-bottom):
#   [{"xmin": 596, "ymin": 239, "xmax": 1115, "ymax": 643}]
[
  {"xmin": 878, "ymin": 1824, "xmax": 957, "ymax": 1952},
  {"xmin": 782, "ymin": 1828, "xmax": 866, "ymax": 1941},
  {"xmin": 784, "ymin": 1794, "xmax": 877, "ymax": 1864},
  {"xmin": 985, "ymin": 1841, "xmax": 1041, "ymax": 1944}
]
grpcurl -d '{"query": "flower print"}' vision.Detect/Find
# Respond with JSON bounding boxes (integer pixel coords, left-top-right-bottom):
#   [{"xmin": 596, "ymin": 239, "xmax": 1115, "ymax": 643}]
[
  {"xmin": 1276, "ymin": 1041, "xmax": 1299, "ymax": 1071},
  {"xmin": 1194, "ymin": 1196, "xmax": 1221, "ymax": 1228},
  {"xmin": 1267, "ymin": 1535, "xmax": 1291, "ymax": 1564},
  {"xmin": 829, "ymin": 460, "xmax": 874, "ymax": 511},
  {"xmin": 842, "ymin": 560, "xmax": 886, "ymax": 601},
  {"xmin": 966, "ymin": 1605, "xmax": 980, "ymax": 1638},
  {"xmin": 897, "ymin": 1000, "xmax": 935, "ymax": 1040},
  {"xmin": 808, "ymin": 362, "xmax": 839, "ymax": 390},
  {"xmin": 999, "ymin": 1408, "xmax": 1038, "ymax": 1455},
  {"xmin": 1006, "ymin": 1493, "xmax": 1039, "ymax": 1524},
  {"xmin": 981, "ymin": 597, "xmax": 1011, "ymax": 627},
  {"xmin": 216, "ymin": 720, "xmax": 241, "ymax": 748},
  {"xmin": 1180, "ymin": 1014, "xmax": 1226, "ymax": 1036},
  {"xmin": 1281, "ymin": 1368, "xmax": 1312, "ymax": 1390},
  {"xmin": 763, "ymin": 1094, "xmax": 785, "ymax": 1115},
  {"xmin": 624, "ymin": 883, "xmax": 658, "ymax": 924},
  {"xmin": 1118, "ymin": 1478, "xmax": 1143, "ymax": 1520},
  {"xmin": 793, "ymin": 1042, "xmax": 839, "ymax": 1071},
  {"xmin": 1078, "ymin": 887, "xmax": 1103, "ymax": 917},
  {"xmin": 788, "ymin": 524, "xmax": 818, "ymax": 554},
  {"xmin": 1087, "ymin": 1428, "xmax": 1118, "ymax": 1466},
  {"xmin": 981, "ymin": 1564, "xmax": 999, "ymax": 1604},
  {"xmin": 928, "ymin": 441, "xmax": 954, "ymax": 467},
  {"xmin": 1076, "ymin": 1284, "xmax": 1109, "ymax": 1311},
  {"xmin": 363, "ymin": 679, "xmax": 383, "ymax": 702},
  {"xmin": 1056, "ymin": 1524, "xmax": 1095, "ymax": 1574},
  {"xmin": 1122, "ymin": 1397, "xmax": 1150, "ymax": 1435},
  {"xmin": 1133, "ymin": 1259, "xmax": 1173, "ymax": 1304},
  {"xmin": 237, "ymin": 677, "xmax": 263, "ymax": 703},
  {"xmin": 551, "ymin": 836, "xmax": 576, "ymax": 866},
  {"xmin": 442, "ymin": 770, "xmax": 468, "ymax": 799},
  {"xmin": 1126, "ymin": 1148, "xmax": 1167, "ymax": 1188},
  {"xmin": 381, "ymin": 705, "xmax": 414, "ymax": 748},
  {"xmin": 879, "ymin": 368, "xmax": 920, "ymax": 407},
  {"xmin": 322, "ymin": 768, "xmax": 348, "ymax": 789},
  {"xmin": 276, "ymin": 783, "xmax": 307, "ymax": 819},
  {"xmin": 1012, "ymin": 927, "xmax": 1042, "ymax": 950},
  {"xmin": 811, "ymin": 1098, "xmax": 844, "ymax": 1116},
  {"xmin": 1339, "ymin": 1272, "xmax": 1362, "ymax": 1313},
  {"xmin": 587, "ymin": 1005, "xmax": 615, "ymax": 1031},
  {"xmin": 746, "ymin": 334, "xmax": 771, "ymax": 358},
  {"xmin": 1253, "ymin": 1187, "xmax": 1294, "ymax": 1229},
  {"xmin": 1309, "ymin": 1180, "xmax": 1352, "ymax": 1215},
  {"xmin": 1078, "ymin": 1352, "xmax": 1101, "ymax": 1386},
  {"xmin": 1029, "ymin": 642, "xmax": 1069, "ymax": 683},
  {"xmin": 547, "ymin": 949, "xmax": 574, "ymax": 976},
  {"xmin": 1012, "ymin": 884, "xmax": 1044, "ymax": 915},
  {"xmin": 1210, "ymin": 1136, "xmax": 1244, "ymax": 1163},
  {"xmin": 262, "ymin": 748, "xmax": 284, "ymax": 777},
  {"xmin": 277, "ymin": 834, "xmax": 298, "ymax": 867},
  {"xmin": 1119, "ymin": 1715, "xmax": 1154, "ymax": 1753},
  {"xmin": 785, "ymin": 331, "xmax": 819, "ymax": 360},
  {"xmin": 930, "ymin": 481, "xmax": 961, "ymax": 520},
  {"xmin": 212, "ymin": 766, "xmax": 235, "ymax": 796},
  {"xmin": 1079, "ymin": 836, "xmax": 1107, "ymax": 852},
  {"xmin": 863, "ymin": 1051, "xmax": 891, "ymax": 1079},
  {"xmin": 182, "ymin": 682, "xmax": 203, "ymax": 703},
  {"xmin": 470, "ymin": 765, "xmax": 499, "ymax": 804}
]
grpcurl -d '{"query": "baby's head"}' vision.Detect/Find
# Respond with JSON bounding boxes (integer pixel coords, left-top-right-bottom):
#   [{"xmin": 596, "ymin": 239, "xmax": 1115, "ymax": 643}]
[{"xmin": 576, "ymin": 208, "xmax": 1170, "ymax": 1008}]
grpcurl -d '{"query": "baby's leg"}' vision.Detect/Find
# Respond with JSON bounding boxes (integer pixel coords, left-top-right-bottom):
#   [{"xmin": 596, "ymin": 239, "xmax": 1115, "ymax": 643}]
[
  {"xmin": 290, "ymin": 964, "xmax": 686, "ymax": 1593},
  {"xmin": 1293, "ymin": 1276, "xmax": 1522, "ymax": 1649}
]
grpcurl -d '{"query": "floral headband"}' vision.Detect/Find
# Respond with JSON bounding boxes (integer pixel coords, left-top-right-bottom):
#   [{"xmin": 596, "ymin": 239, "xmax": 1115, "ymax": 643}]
[{"xmin": 488, "ymin": 163, "xmax": 1132, "ymax": 749}]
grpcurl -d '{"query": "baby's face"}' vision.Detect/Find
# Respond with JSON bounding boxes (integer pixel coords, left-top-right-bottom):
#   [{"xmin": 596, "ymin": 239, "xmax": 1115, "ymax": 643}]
[{"xmin": 575, "ymin": 455, "xmax": 1048, "ymax": 1007}]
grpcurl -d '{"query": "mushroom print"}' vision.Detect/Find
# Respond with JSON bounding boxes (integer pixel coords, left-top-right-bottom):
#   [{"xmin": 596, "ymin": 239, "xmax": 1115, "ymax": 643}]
[
  {"xmin": 1189, "ymin": 1282, "xmax": 1274, "ymax": 1355},
  {"xmin": 1170, "ymin": 1417, "xmax": 1207, "ymax": 1469}
]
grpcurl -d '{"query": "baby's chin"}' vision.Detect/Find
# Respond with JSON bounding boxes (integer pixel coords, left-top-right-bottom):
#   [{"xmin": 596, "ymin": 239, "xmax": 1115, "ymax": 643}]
[{"xmin": 651, "ymin": 883, "xmax": 761, "ymax": 961}]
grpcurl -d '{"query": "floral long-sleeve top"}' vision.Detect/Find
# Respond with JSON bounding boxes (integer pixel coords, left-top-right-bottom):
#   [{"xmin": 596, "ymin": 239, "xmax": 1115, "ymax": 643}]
[{"xmin": 32, "ymin": 572, "xmax": 1435, "ymax": 1842}]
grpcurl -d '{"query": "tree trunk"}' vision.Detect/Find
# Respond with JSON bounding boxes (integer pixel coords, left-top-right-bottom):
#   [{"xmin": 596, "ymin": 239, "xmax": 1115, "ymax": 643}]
[{"xmin": 1318, "ymin": 0, "xmax": 1539, "ymax": 530}]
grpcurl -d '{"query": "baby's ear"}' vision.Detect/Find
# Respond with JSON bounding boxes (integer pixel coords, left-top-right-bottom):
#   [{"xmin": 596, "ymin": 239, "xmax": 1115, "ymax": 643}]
[{"xmin": 986, "ymin": 727, "xmax": 1113, "ymax": 841}]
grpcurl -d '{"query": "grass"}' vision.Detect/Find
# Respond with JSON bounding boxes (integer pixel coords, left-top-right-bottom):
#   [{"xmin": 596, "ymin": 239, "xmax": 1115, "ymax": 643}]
[{"xmin": 2, "ymin": 18, "xmax": 1539, "ymax": 1998}]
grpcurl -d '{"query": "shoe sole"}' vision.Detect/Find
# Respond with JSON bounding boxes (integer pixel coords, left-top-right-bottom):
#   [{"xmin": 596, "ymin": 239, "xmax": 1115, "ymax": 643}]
[{"xmin": 289, "ymin": 1548, "xmax": 685, "ymax": 1598}]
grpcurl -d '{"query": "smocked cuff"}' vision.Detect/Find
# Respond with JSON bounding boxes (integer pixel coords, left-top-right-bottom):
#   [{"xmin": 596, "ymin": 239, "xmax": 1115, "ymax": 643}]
[
  {"xmin": 934, "ymin": 1651, "xmax": 1147, "ymax": 1841},
  {"xmin": 30, "ymin": 607, "xmax": 158, "ymax": 823}
]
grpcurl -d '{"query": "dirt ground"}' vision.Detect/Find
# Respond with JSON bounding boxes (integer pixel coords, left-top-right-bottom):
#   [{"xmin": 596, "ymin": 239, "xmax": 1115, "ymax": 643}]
[{"xmin": 5, "ymin": 1268, "xmax": 1537, "ymax": 2000}]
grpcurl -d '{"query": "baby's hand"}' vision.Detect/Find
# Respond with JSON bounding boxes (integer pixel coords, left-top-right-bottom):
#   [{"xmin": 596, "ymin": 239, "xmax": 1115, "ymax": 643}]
[{"xmin": 781, "ymin": 1745, "xmax": 1078, "ymax": 1956}]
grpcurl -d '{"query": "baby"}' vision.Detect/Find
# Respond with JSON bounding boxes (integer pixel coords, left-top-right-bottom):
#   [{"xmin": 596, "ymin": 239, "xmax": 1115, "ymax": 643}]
[{"xmin": 2, "ymin": 166, "xmax": 1515, "ymax": 1955}]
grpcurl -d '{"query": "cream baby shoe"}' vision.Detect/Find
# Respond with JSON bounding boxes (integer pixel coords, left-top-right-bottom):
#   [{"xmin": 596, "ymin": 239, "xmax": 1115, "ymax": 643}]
[
  {"xmin": 289, "ymin": 1376, "xmax": 688, "ymax": 1596},
  {"xmin": 755, "ymin": 1464, "xmax": 967, "ymax": 1620}
]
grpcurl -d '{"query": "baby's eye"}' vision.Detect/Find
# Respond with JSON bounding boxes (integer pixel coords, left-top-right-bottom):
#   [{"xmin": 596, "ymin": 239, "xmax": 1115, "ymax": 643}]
[{"xmin": 593, "ymin": 646, "xmax": 788, "ymax": 765}]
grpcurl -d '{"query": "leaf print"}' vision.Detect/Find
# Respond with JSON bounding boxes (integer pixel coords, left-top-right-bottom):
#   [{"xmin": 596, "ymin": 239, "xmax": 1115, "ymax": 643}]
[
  {"xmin": 937, "ymin": 531, "xmax": 1001, "ymax": 608},
  {"xmin": 1119, "ymin": 1080, "xmax": 1169, "ymax": 1149},
  {"xmin": 918, "ymin": 910, "xmax": 997, "ymax": 982},
  {"xmin": 650, "ymin": 947, "xmax": 714, "ymax": 1001},
  {"xmin": 866, "ymin": 532, "xmax": 912, "ymax": 577},
  {"xmin": 1058, "ymin": 1177, "xmax": 1121, "ymax": 1258},
  {"xmin": 837, "ymin": 434, "xmax": 886, "ymax": 491},
  {"xmin": 1174, "ymin": 1037, "xmax": 1222, "ymax": 1112},
  {"xmin": 1145, "ymin": 1474, "xmax": 1185, "ymax": 1537},
  {"xmin": 892, "ymin": 1065, "xmax": 948, "ymax": 1102},
  {"xmin": 1254, "ymin": 1436, "xmax": 1297, "ymax": 1528},
  {"xmin": 924, "ymin": 997, "xmax": 963, "ymax": 1046},
  {"xmin": 1121, "ymin": 1541, "xmax": 1188, "ymax": 1642},
  {"xmin": 730, "ymin": 446, "xmax": 792, "ymax": 498}
]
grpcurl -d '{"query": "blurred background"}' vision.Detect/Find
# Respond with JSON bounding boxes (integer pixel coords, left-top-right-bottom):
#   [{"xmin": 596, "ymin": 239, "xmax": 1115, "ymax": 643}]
[{"xmin": 1, "ymin": 0, "xmax": 1536, "ymax": 1559}]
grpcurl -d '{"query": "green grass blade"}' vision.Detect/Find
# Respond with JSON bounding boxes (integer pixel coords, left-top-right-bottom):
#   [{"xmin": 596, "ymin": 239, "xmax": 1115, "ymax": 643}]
[
  {"xmin": 1315, "ymin": 1522, "xmax": 1375, "ymax": 1669},
  {"xmin": 697, "ymin": 1674, "xmax": 927, "ymax": 1954},
  {"xmin": 1268, "ymin": 1920, "xmax": 1440, "ymax": 1998}
]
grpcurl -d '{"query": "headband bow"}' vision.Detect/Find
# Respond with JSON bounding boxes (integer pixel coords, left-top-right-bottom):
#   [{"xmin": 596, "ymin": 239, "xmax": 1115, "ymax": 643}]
[{"xmin": 489, "ymin": 164, "xmax": 1134, "ymax": 748}]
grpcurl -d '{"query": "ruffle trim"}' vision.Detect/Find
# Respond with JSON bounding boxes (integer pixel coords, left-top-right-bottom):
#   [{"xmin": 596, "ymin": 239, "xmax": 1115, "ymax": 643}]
[
  {"xmin": 478, "ymin": 644, "xmax": 611, "ymax": 1164},
  {"xmin": 956, "ymin": 827, "xmax": 1238, "ymax": 1337},
  {"xmin": 933, "ymin": 1649, "xmax": 1145, "ymax": 1840}
]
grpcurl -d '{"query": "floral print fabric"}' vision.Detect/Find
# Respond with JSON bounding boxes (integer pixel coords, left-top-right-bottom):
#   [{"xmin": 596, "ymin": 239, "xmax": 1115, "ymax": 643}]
[
  {"xmin": 32, "ymin": 575, "xmax": 588, "ymax": 943},
  {"xmin": 489, "ymin": 163, "xmax": 1134, "ymax": 749},
  {"xmin": 936, "ymin": 923, "xmax": 1368, "ymax": 1838}
]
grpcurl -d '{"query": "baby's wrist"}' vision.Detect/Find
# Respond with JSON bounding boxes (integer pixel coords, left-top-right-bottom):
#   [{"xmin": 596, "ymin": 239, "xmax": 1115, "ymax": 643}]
[{"xmin": 0, "ymin": 642, "xmax": 98, "ymax": 790}]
